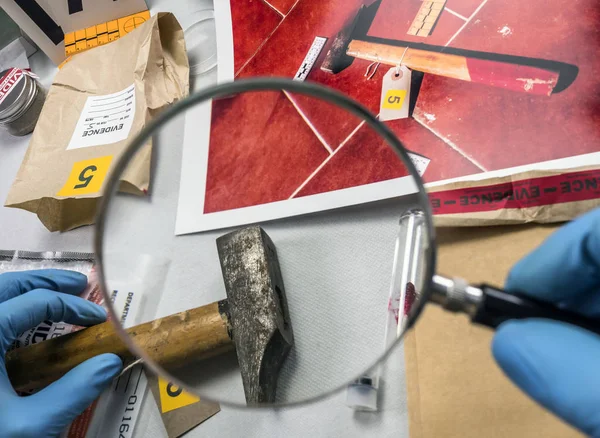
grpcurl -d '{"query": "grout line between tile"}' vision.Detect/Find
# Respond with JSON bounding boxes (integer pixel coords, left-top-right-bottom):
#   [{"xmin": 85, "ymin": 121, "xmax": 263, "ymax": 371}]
[
  {"xmin": 261, "ymin": 0, "xmax": 285, "ymax": 18},
  {"xmin": 337, "ymin": 119, "xmax": 365, "ymax": 151},
  {"xmin": 445, "ymin": 0, "xmax": 488, "ymax": 47},
  {"xmin": 288, "ymin": 120, "xmax": 366, "ymax": 199},
  {"xmin": 235, "ymin": 17, "xmax": 285, "ymax": 77},
  {"xmin": 443, "ymin": 7, "xmax": 468, "ymax": 21},
  {"xmin": 287, "ymin": 153, "xmax": 336, "ymax": 199},
  {"xmin": 282, "ymin": 0, "xmax": 302, "ymax": 17},
  {"xmin": 284, "ymin": 91, "xmax": 334, "ymax": 154},
  {"xmin": 234, "ymin": 0, "xmax": 301, "ymax": 77},
  {"xmin": 413, "ymin": 117, "xmax": 488, "ymax": 171}
]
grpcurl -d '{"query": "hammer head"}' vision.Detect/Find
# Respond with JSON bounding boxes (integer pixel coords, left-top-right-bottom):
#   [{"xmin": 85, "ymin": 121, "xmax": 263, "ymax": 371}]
[
  {"xmin": 321, "ymin": 1, "xmax": 380, "ymax": 74},
  {"xmin": 217, "ymin": 226, "xmax": 294, "ymax": 404}
]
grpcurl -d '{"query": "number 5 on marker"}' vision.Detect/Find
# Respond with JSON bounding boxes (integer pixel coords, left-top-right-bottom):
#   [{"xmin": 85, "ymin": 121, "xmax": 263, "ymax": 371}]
[
  {"xmin": 382, "ymin": 89, "xmax": 407, "ymax": 110},
  {"xmin": 57, "ymin": 156, "xmax": 113, "ymax": 197}
]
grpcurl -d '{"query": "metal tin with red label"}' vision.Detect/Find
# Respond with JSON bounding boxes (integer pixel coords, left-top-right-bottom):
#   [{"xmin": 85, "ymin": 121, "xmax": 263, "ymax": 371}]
[{"xmin": 0, "ymin": 68, "xmax": 46, "ymax": 136}]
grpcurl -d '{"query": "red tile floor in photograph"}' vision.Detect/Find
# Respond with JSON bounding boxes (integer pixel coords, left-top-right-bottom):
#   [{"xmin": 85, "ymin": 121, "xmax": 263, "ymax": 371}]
[{"xmin": 206, "ymin": 0, "xmax": 598, "ymax": 214}]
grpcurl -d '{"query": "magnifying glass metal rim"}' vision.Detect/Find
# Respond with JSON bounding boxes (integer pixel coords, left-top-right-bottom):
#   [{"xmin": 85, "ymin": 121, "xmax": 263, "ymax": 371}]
[{"xmin": 94, "ymin": 77, "xmax": 437, "ymax": 408}]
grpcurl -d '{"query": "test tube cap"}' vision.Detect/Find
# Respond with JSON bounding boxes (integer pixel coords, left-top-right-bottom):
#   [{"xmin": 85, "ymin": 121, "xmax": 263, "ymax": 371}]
[{"xmin": 345, "ymin": 377, "xmax": 378, "ymax": 411}]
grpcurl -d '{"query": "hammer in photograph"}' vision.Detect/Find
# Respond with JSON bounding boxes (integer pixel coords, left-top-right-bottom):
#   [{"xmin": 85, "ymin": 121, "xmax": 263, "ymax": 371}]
[
  {"xmin": 5, "ymin": 226, "xmax": 294, "ymax": 405},
  {"xmin": 321, "ymin": 1, "xmax": 578, "ymax": 96}
]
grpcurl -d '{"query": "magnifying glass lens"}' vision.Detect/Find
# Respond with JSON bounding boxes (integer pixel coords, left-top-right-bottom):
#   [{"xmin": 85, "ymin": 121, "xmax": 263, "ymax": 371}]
[{"xmin": 99, "ymin": 81, "xmax": 434, "ymax": 407}]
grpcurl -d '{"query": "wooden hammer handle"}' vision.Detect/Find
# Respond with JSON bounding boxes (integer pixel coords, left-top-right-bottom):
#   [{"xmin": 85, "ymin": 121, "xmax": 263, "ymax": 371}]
[
  {"xmin": 6, "ymin": 300, "xmax": 234, "ymax": 392},
  {"xmin": 347, "ymin": 40, "xmax": 559, "ymax": 96}
]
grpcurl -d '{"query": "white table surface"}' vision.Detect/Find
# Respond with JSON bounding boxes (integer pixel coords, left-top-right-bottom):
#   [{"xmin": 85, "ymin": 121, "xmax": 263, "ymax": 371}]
[{"xmin": 0, "ymin": 1, "xmax": 412, "ymax": 436}]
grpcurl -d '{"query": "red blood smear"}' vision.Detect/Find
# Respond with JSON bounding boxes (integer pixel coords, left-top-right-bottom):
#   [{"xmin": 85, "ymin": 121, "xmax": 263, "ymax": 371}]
[{"xmin": 404, "ymin": 282, "xmax": 417, "ymax": 315}]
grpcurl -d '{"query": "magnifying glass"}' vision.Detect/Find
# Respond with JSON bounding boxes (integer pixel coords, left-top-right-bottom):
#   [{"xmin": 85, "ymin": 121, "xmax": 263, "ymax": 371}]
[{"xmin": 96, "ymin": 78, "xmax": 600, "ymax": 408}]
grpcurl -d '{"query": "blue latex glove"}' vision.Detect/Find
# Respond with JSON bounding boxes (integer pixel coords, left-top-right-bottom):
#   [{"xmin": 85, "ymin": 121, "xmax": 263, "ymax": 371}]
[
  {"xmin": 493, "ymin": 207, "xmax": 600, "ymax": 436},
  {"xmin": 0, "ymin": 269, "xmax": 122, "ymax": 438}
]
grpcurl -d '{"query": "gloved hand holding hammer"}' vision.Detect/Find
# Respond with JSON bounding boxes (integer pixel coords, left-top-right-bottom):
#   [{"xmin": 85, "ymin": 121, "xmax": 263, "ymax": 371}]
[
  {"xmin": 0, "ymin": 227, "xmax": 293, "ymax": 438},
  {"xmin": 0, "ymin": 270, "xmax": 122, "ymax": 437}
]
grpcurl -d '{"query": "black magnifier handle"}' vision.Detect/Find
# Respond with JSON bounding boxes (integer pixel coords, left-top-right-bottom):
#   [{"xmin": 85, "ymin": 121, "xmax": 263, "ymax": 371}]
[{"xmin": 430, "ymin": 275, "xmax": 600, "ymax": 336}]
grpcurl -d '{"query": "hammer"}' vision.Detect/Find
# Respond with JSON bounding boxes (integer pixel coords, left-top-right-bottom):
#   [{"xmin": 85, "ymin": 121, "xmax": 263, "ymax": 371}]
[
  {"xmin": 321, "ymin": 1, "xmax": 578, "ymax": 96},
  {"xmin": 5, "ymin": 226, "xmax": 294, "ymax": 405}
]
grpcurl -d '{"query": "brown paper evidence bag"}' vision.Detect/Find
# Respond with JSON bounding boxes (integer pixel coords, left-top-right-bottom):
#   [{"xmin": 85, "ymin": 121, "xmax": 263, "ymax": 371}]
[{"xmin": 5, "ymin": 13, "xmax": 189, "ymax": 232}]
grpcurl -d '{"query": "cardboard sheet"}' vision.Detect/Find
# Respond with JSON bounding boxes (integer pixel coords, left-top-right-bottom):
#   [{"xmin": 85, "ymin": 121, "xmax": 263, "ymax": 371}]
[{"xmin": 405, "ymin": 223, "xmax": 583, "ymax": 437}]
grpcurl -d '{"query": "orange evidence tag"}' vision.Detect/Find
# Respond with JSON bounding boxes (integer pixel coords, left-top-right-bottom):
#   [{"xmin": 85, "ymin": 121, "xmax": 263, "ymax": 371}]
[
  {"xmin": 74, "ymin": 29, "xmax": 86, "ymax": 41},
  {"xmin": 63, "ymin": 10, "xmax": 151, "ymax": 58},
  {"xmin": 85, "ymin": 26, "xmax": 97, "ymax": 39},
  {"xmin": 96, "ymin": 22, "xmax": 108, "ymax": 34},
  {"xmin": 118, "ymin": 10, "xmax": 151, "ymax": 36},
  {"xmin": 64, "ymin": 32, "xmax": 75, "ymax": 46},
  {"xmin": 107, "ymin": 19, "xmax": 119, "ymax": 33}
]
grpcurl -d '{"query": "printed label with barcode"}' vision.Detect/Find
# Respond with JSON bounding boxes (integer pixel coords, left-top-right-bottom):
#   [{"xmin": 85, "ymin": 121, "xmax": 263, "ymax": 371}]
[{"xmin": 89, "ymin": 285, "xmax": 147, "ymax": 438}]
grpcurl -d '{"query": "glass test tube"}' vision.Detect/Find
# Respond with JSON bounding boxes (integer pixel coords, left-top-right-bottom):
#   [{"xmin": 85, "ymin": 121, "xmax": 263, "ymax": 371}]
[{"xmin": 346, "ymin": 209, "xmax": 428, "ymax": 411}]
